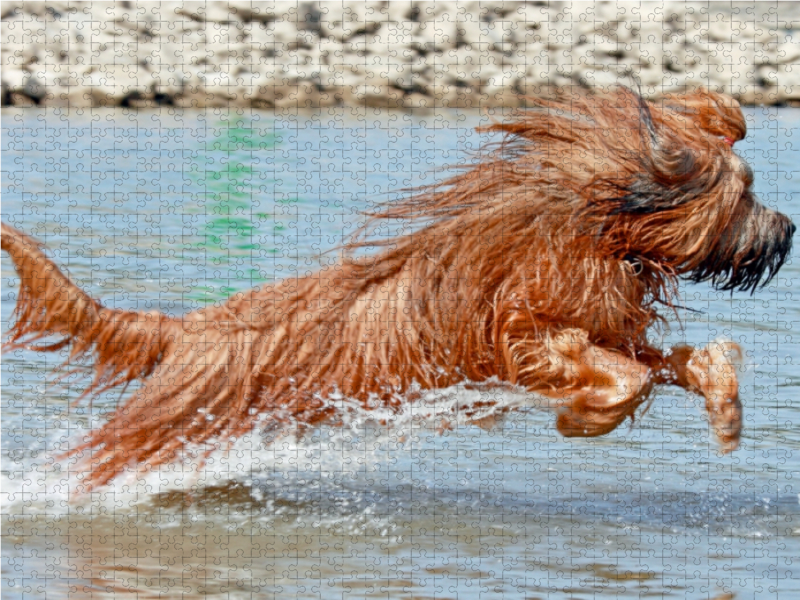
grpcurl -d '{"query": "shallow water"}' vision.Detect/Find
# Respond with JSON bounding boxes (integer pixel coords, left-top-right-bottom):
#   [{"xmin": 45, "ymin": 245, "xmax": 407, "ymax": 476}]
[{"xmin": 2, "ymin": 105, "xmax": 799, "ymax": 599}]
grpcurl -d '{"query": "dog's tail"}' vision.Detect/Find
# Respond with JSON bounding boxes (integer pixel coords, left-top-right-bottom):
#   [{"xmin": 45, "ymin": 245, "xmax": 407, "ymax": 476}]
[
  {"xmin": 2, "ymin": 223, "xmax": 306, "ymax": 491},
  {"xmin": 1, "ymin": 223, "xmax": 203, "ymax": 488},
  {"xmin": 1, "ymin": 222, "xmax": 167, "ymax": 394}
]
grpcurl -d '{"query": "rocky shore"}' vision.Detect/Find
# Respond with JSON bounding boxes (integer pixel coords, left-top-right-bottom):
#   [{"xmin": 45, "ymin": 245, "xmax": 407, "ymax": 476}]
[{"xmin": 2, "ymin": 1, "xmax": 799, "ymax": 109}]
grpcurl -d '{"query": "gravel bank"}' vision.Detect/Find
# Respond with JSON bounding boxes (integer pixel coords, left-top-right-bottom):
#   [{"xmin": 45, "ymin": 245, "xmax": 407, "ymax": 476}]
[{"xmin": 2, "ymin": 1, "xmax": 799, "ymax": 108}]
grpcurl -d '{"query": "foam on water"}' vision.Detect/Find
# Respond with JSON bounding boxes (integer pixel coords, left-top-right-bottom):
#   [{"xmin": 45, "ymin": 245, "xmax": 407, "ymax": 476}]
[{"xmin": 1, "ymin": 381, "xmax": 550, "ymax": 512}]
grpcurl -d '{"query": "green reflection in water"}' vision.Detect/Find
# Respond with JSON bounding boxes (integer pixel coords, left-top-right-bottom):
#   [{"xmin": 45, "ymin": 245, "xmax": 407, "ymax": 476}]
[{"xmin": 186, "ymin": 118, "xmax": 284, "ymax": 302}]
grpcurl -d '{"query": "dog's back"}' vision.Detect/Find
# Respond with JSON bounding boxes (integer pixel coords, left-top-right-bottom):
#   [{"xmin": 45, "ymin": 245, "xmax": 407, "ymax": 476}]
[{"xmin": 3, "ymin": 86, "xmax": 793, "ymax": 489}]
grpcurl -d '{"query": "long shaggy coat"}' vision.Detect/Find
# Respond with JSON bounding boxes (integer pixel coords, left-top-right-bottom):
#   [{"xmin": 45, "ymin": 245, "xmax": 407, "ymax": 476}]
[{"xmin": 2, "ymin": 86, "xmax": 794, "ymax": 489}]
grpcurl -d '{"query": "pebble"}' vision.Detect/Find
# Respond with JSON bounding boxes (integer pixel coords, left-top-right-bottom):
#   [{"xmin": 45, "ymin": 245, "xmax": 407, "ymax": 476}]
[{"xmin": 2, "ymin": 1, "xmax": 799, "ymax": 108}]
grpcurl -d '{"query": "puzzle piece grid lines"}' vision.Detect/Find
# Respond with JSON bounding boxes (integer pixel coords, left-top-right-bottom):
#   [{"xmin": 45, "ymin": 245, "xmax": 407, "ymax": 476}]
[
  {"xmin": 2, "ymin": 2, "xmax": 800, "ymax": 599},
  {"xmin": 2, "ymin": 2, "xmax": 800, "ymax": 109}
]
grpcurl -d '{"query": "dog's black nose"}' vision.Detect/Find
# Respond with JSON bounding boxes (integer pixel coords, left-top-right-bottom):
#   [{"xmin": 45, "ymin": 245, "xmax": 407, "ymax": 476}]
[{"xmin": 792, "ymin": 222, "xmax": 797, "ymax": 237}]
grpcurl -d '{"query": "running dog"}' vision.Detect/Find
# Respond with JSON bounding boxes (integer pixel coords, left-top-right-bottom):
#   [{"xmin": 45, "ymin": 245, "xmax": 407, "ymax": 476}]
[{"xmin": 2, "ymin": 86, "xmax": 794, "ymax": 488}]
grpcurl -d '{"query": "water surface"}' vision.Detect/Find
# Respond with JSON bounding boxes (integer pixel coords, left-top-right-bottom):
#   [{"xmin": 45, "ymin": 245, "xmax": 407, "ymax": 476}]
[{"xmin": 2, "ymin": 105, "xmax": 799, "ymax": 599}]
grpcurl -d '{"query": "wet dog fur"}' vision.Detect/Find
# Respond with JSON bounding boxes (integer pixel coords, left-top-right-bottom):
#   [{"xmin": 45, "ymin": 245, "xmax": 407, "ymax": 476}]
[{"xmin": 2, "ymin": 86, "xmax": 794, "ymax": 489}]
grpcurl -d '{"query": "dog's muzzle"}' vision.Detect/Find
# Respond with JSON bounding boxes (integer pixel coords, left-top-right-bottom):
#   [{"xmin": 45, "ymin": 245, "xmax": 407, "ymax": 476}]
[{"xmin": 689, "ymin": 204, "xmax": 794, "ymax": 293}]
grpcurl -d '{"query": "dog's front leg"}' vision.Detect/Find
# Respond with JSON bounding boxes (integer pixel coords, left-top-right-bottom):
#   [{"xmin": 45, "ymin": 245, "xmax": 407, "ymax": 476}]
[
  {"xmin": 641, "ymin": 342, "xmax": 742, "ymax": 452},
  {"xmin": 533, "ymin": 343, "xmax": 656, "ymax": 438},
  {"xmin": 544, "ymin": 340, "xmax": 742, "ymax": 451}
]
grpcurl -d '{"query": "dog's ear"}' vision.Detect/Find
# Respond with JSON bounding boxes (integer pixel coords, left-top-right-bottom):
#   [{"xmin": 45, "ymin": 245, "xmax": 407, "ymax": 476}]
[
  {"xmin": 660, "ymin": 88, "xmax": 747, "ymax": 143},
  {"xmin": 599, "ymin": 88, "xmax": 733, "ymax": 216},
  {"xmin": 610, "ymin": 142, "xmax": 723, "ymax": 215}
]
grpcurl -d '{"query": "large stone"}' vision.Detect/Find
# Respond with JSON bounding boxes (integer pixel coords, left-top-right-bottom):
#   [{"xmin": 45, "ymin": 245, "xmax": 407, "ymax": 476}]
[
  {"xmin": 758, "ymin": 63, "xmax": 800, "ymax": 103},
  {"xmin": 81, "ymin": 65, "xmax": 146, "ymax": 106}
]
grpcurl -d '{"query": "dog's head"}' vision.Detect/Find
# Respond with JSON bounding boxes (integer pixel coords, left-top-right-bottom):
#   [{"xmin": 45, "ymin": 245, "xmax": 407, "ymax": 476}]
[
  {"xmin": 362, "ymin": 86, "xmax": 793, "ymax": 296},
  {"xmin": 476, "ymin": 86, "xmax": 793, "ymax": 294},
  {"xmin": 584, "ymin": 87, "xmax": 795, "ymax": 293}
]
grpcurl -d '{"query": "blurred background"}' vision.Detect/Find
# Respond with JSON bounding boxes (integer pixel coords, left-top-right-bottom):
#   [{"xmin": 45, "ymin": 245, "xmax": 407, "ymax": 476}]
[{"xmin": 3, "ymin": 1, "xmax": 800, "ymax": 109}]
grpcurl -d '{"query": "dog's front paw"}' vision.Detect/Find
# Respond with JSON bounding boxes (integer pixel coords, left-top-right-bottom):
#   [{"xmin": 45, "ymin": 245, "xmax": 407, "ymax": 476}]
[
  {"xmin": 555, "ymin": 392, "xmax": 635, "ymax": 438},
  {"xmin": 685, "ymin": 341, "xmax": 743, "ymax": 452}
]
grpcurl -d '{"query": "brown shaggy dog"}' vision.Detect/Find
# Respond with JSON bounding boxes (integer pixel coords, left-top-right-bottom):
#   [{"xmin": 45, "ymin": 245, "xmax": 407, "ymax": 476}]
[{"xmin": 2, "ymin": 86, "xmax": 794, "ymax": 489}]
